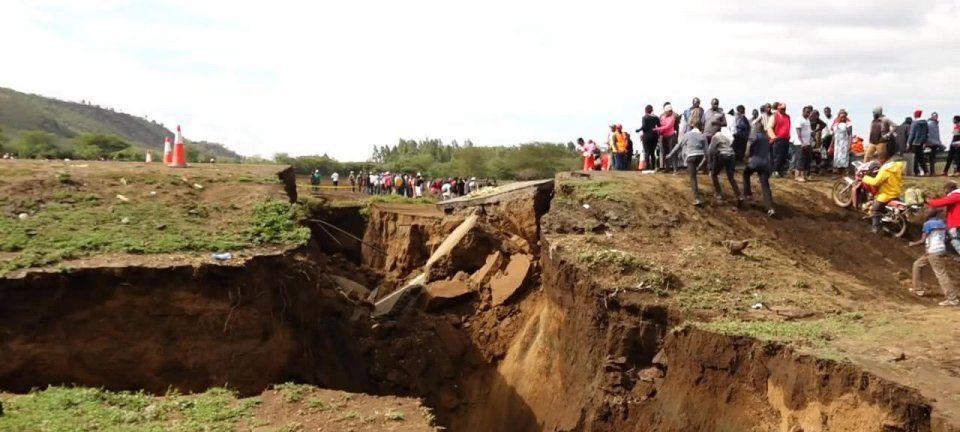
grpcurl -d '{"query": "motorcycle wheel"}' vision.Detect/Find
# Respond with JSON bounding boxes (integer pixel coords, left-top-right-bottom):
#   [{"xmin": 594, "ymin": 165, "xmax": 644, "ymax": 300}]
[
  {"xmin": 884, "ymin": 213, "xmax": 909, "ymax": 238},
  {"xmin": 832, "ymin": 178, "xmax": 853, "ymax": 208}
]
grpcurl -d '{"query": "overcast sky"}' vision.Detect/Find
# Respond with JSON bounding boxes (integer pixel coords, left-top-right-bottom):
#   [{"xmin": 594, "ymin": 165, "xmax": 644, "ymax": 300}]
[{"xmin": 2, "ymin": 0, "xmax": 959, "ymax": 160}]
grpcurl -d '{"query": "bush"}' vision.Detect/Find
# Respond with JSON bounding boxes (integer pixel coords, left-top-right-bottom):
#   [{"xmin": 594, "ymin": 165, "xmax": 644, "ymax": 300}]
[
  {"xmin": 73, "ymin": 134, "xmax": 130, "ymax": 157},
  {"xmin": 14, "ymin": 131, "xmax": 60, "ymax": 158},
  {"xmin": 247, "ymin": 201, "xmax": 311, "ymax": 246}
]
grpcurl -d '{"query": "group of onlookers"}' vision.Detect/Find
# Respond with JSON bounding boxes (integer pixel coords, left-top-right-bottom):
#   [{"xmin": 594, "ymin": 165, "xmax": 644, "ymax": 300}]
[
  {"xmin": 577, "ymin": 98, "xmax": 960, "ymax": 217},
  {"xmin": 309, "ymin": 169, "xmax": 495, "ymax": 200}
]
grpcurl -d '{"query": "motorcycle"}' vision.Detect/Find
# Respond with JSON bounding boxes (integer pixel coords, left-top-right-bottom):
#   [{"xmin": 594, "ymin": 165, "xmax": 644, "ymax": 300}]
[{"xmin": 831, "ymin": 161, "xmax": 922, "ymax": 237}]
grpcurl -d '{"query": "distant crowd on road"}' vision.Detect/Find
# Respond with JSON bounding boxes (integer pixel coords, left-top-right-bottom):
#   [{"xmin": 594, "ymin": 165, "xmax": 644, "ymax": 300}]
[
  {"xmin": 579, "ymin": 98, "xmax": 960, "ymax": 216},
  {"xmin": 309, "ymin": 170, "xmax": 497, "ymax": 200}
]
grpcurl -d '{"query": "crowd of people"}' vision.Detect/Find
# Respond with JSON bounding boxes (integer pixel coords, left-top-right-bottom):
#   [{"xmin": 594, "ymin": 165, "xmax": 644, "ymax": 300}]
[
  {"xmin": 309, "ymin": 169, "xmax": 496, "ymax": 200},
  {"xmin": 577, "ymin": 98, "xmax": 960, "ymax": 218}
]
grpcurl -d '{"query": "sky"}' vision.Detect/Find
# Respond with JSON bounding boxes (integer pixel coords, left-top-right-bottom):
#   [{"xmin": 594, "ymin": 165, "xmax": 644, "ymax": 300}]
[{"xmin": 2, "ymin": 0, "xmax": 959, "ymax": 160}]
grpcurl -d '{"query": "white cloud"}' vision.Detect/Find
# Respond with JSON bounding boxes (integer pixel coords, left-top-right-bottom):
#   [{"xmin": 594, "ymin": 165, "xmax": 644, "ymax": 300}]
[{"xmin": 1, "ymin": 0, "xmax": 958, "ymax": 160}]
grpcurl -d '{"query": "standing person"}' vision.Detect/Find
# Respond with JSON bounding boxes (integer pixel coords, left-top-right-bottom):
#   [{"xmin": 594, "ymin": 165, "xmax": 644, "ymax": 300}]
[
  {"xmin": 310, "ymin": 169, "xmax": 321, "ymax": 191},
  {"xmin": 908, "ymin": 110, "xmax": 930, "ymax": 176},
  {"xmin": 945, "ymin": 116, "xmax": 960, "ymax": 176},
  {"xmin": 862, "ymin": 152, "xmax": 904, "ymax": 234},
  {"xmin": 577, "ymin": 138, "xmax": 597, "ymax": 171},
  {"xmin": 894, "ymin": 117, "xmax": 913, "ymax": 158},
  {"xmin": 707, "ymin": 127, "xmax": 742, "ymax": 205},
  {"xmin": 928, "ymin": 112, "xmax": 943, "ymax": 175},
  {"xmin": 600, "ymin": 127, "xmax": 613, "ymax": 171},
  {"xmin": 926, "ymin": 181, "xmax": 960, "ymax": 253},
  {"xmin": 742, "ymin": 129, "xmax": 776, "ymax": 217},
  {"xmin": 703, "ymin": 98, "xmax": 727, "ymax": 142},
  {"xmin": 666, "ymin": 126, "xmax": 709, "ymax": 206},
  {"xmin": 909, "ymin": 210, "xmax": 958, "ymax": 306},
  {"xmin": 866, "ymin": 107, "xmax": 898, "ymax": 162},
  {"xmin": 638, "ymin": 105, "xmax": 661, "ymax": 170},
  {"xmin": 623, "ymin": 131, "xmax": 634, "ymax": 170},
  {"xmin": 809, "ymin": 109, "xmax": 828, "ymax": 173},
  {"xmin": 331, "ymin": 171, "xmax": 340, "ymax": 187},
  {"xmin": 348, "ymin": 171, "xmax": 356, "ymax": 192},
  {"xmin": 731, "ymin": 105, "xmax": 750, "ymax": 162},
  {"xmin": 608, "ymin": 125, "xmax": 621, "ymax": 171},
  {"xmin": 769, "ymin": 103, "xmax": 792, "ymax": 177},
  {"xmin": 656, "ymin": 103, "xmax": 680, "ymax": 173},
  {"xmin": 831, "ymin": 109, "xmax": 853, "ymax": 173},
  {"xmin": 822, "ymin": 107, "xmax": 835, "ymax": 170},
  {"xmin": 684, "ymin": 97, "xmax": 705, "ymax": 133},
  {"xmin": 794, "ymin": 106, "xmax": 813, "ymax": 182}
]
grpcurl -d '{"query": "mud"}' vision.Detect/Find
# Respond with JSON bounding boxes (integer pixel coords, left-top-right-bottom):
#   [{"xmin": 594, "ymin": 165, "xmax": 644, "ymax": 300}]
[{"xmin": 0, "ymin": 172, "xmax": 954, "ymax": 432}]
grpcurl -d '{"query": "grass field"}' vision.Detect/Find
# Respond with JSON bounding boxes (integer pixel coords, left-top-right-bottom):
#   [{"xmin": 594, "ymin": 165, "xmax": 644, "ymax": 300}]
[{"xmin": 0, "ymin": 160, "xmax": 309, "ymax": 275}]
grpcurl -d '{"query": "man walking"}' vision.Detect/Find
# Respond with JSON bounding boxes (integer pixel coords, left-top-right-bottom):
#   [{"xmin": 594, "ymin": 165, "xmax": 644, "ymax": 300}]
[
  {"xmin": 666, "ymin": 126, "xmax": 709, "ymax": 206},
  {"xmin": 910, "ymin": 210, "xmax": 958, "ymax": 306},
  {"xmin": 742, "ymin": 128, "xmax": 776, "ymax": 217},
  {"xmin": 708, "ymin": 127, "xmax": 742, "ymax": 205},
  {"xmin": 769, "ymin": 102, "xmax": 792, "ymax": 177}
]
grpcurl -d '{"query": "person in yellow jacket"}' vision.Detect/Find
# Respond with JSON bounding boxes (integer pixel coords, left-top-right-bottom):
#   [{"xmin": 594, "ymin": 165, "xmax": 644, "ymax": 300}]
[{"xmin": 863, "ymin": 153, "xmax": 905, "ymax": 233}]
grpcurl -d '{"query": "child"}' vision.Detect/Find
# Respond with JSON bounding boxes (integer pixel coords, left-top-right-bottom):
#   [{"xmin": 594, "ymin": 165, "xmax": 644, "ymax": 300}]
[{"xmin": 910, "ymin": 210, "xmax": 959, "ymax": 306}]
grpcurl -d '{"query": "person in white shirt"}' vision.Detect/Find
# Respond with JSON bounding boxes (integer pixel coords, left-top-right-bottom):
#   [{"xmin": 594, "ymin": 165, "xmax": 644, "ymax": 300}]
[
  {"xmin": 331, "ymin": 172, "xmax": 339, "ymax": 186},
  {"xmin": 793, "ymin": 105, "xmax": 813, "ymax": 182}
]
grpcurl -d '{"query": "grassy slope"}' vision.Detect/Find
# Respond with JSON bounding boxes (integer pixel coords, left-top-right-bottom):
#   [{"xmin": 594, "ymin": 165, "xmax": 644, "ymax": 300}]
[
  {"xmin": 0, "ymin": 160, "xmax": 308, "ymax": 276},
  {"xmin": 0, "ymin": 87, "xmax": 241, "ymax": 160}
]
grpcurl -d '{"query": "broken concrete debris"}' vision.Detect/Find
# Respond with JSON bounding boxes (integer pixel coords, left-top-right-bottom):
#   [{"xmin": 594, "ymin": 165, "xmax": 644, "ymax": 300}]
[{"xmin": 490, "ymin": 253, "xmax": 533, "ymax": 306}]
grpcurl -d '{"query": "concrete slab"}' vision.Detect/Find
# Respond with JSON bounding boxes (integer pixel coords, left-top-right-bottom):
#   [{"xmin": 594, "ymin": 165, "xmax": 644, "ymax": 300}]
[
  {"xmin": 490, "ymin": 253, "xmax": 533, "ymax": 306},
  {"xmin": 436, "ymin": 179, "xmax": 554, "ymax": 213},
  {"xmin": 422, "ymin": 279, "xmax": 473, "ymax": 311}
]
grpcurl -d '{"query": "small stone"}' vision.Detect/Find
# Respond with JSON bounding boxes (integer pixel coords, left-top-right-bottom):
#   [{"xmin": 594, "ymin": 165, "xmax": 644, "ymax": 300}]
[
  {"xmin": 120, "ymin": 217, "xmax": 130, "ymax": 224},
  {"xmin": 193, "ymin": 183, "xmax": 204, "ymax": 189},
  {"xmin": 115, "ymin": 194, "xmax": 130, "ymax": 202},
  {"xmin": 18, "ymin": 213, "xmax": 28, "ymax": 220}
]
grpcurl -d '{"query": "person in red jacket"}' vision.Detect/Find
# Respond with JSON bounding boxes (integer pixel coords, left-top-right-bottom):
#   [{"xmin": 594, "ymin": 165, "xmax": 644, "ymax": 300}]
[{"xmin": 927, "ymin": 181, "xmax": 960, "ymax": 253}]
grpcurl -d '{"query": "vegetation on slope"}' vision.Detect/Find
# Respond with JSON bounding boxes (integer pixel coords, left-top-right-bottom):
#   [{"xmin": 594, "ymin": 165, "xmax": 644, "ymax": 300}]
[{"xmin": 0, "ymin": 87, "xmax": 241, "ymax": 162}]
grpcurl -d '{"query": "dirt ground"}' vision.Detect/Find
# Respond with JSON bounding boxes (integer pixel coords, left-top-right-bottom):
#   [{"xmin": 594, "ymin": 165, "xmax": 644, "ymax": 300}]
[
  {"xmin": 546, "ymin": 170, "xmax": 960, "ymax": 428},
  {"xmin": 0, "ymin": 159, "xmax": 295, "ymax": 276}
]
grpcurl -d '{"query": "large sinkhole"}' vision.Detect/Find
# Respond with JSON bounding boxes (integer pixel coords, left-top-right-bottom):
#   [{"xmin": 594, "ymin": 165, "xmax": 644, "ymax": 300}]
[{"xmin": 0, "ymin": 184, "xmax": 940, "ymax": 432}]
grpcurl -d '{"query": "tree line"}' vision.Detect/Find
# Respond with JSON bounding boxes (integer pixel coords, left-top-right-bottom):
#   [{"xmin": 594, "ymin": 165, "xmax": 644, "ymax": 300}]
[
  {"xmin": 0, "ymin": 129, "xmax": 224, "ymax": 163},
  {"xmin": 278, "ymin": 138, "xmax": 581, "ymax": 180}
]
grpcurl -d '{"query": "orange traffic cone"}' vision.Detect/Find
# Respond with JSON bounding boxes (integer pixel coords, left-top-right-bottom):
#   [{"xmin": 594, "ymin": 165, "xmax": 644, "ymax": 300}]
[
  {"xmin": 162, "ymin": 137, "xmax": 172, "ymax": 164},
  {"xmin": 169, "ymin": 125, "xmax": 187, "ymax": 168}
]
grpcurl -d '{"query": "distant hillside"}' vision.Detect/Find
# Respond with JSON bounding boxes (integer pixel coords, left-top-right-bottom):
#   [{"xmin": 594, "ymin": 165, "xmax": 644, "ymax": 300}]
[{"xmin": 0, "ymin": 87, "xmax": 241, "ymax": 160}]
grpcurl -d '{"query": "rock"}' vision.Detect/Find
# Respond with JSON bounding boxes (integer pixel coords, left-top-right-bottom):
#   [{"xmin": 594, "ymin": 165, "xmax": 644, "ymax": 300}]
[
  {"xmin": 651, "ymin": 349, "xmax": 667, "ymax": 366},
  {"xmin": 890, "ymin": 352, "xmax": 907, "ymax": 363},
  {"xmin": 331, "ymin": 275, "xmax": 370, "ymax": 298},
  {"xmin": 723, "ymin": 239, "xmax": 749, "ymax": 255},
  {"xmin": 115, "ymin": 194, "xmax": 130, "ymax": 202},
  {"xmin": 422, "ymin": 279, "xmax": 473, "ymax": 311},
  {"xmin": 120, "ymin": 217, "xmax": 130, "ymax": 224},
  {"xmin": 490, "ymin": 254, "xmax": 533, "ymax": 306},
  {"xmin": 469, "ymin": 251, "xmax": 503, "ymax": 287},
  {"xmin": 638, "ymin": 367, "xmax": 664, "ymax": 382},
  {"xmin": 193, "ymin": 183, "xmax": 204, "ymax": 190},
  {"xmin": 17, "ymin": 213, "xmax": 28, "ymax": 220}
]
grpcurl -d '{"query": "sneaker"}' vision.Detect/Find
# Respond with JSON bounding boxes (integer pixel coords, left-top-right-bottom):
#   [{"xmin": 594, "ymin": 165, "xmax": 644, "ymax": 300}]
[
  {"xmin": 766, "ymin": 209, "xmax": 776, "ymax": 218},
  {"xmin": 938, "ymin": 299, "xmax": 959, "ymax": 307},
  {"xmin": 910, "ymin": 289, "xmax": 925, "ymax": 297},
  {"xmin": 693, "ymin": 199, "xmax": 703, "ymax": 207}
]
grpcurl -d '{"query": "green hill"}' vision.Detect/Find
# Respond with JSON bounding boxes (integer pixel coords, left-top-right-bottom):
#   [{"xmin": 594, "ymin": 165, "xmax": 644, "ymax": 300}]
[{"xmin": 0, "ymin": 87, "xmax": 242, "ymax": 161}]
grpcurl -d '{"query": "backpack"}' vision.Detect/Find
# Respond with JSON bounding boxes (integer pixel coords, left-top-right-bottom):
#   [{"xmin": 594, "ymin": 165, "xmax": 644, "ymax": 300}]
[{"xmin": 904, "ymin": 187, "xmax": 924, "ymax": 205}]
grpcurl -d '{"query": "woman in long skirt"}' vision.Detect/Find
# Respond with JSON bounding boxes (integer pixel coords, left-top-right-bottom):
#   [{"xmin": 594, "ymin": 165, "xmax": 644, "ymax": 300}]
[{"xmin": 831, "ymin": 109, "xmax": 853, "ymax": 173}]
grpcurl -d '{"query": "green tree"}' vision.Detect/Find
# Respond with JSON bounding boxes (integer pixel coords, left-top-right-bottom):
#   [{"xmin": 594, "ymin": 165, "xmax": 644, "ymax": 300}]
[
  {"xmin": 15, "ymin": 131, "xmax": 60, "ymax": 158},
  {"xmin": 72, "ymin": 134, "xmax": 130, "ymax": 159}
]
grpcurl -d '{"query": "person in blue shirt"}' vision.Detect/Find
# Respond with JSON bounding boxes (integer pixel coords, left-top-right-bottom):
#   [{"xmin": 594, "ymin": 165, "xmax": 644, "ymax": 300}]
[{"xmin": 909, "ymin": 210, "xmax": 958, "ymax": 306}]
